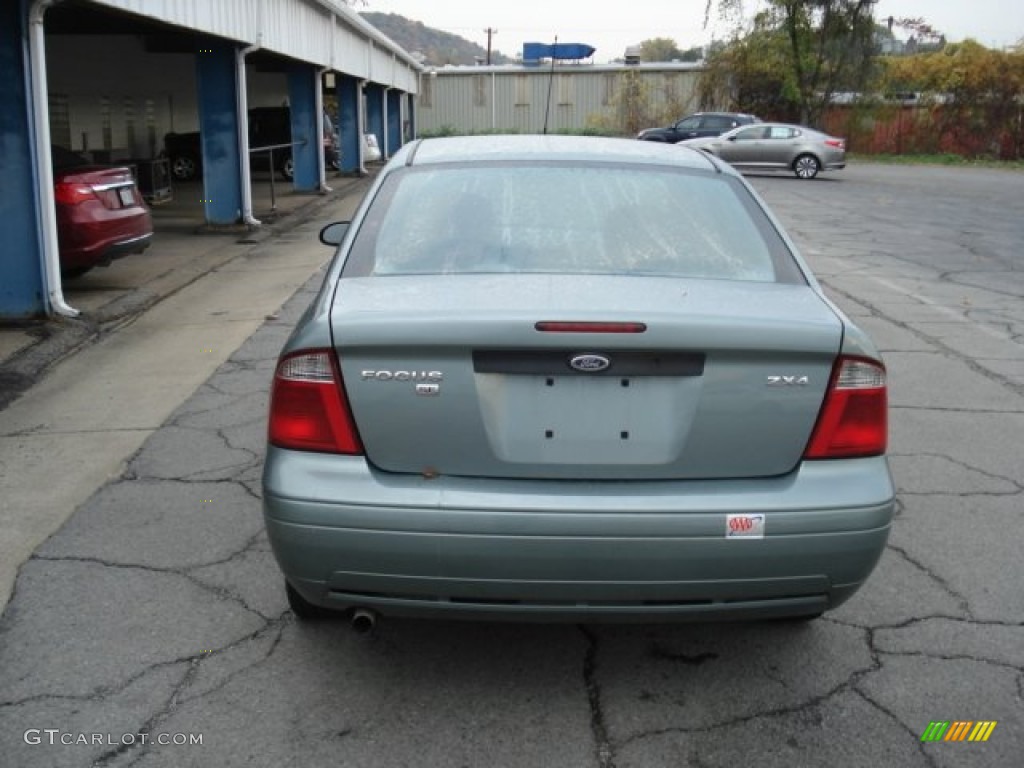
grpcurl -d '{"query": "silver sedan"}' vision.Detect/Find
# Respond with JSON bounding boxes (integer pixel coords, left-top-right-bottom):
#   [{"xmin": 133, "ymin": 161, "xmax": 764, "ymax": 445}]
[
  {"xmin": 680, "ymin": 122, "xmax": 847, "ymax": 179},
  {"xmin": 262, "ymin": 135, "xmax": 891, "ymax": 629}
]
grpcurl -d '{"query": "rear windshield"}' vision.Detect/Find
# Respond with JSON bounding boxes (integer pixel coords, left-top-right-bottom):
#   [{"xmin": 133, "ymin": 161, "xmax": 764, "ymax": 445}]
[{"xmin": 343, "ymin": 162, "xmax": 804, "ymax": 284}]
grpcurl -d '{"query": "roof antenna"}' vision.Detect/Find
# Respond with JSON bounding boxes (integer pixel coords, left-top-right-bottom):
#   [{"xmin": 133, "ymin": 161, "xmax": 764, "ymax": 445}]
[{"xmin": 543, "ymin": 36, "xmax": 557, "ymax": 135}]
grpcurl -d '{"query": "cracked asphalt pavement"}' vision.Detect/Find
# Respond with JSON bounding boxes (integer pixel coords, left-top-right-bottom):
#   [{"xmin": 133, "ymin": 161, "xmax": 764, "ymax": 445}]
[{"xmin": 1, "ymin": 163, "xmax": 1022, "ymax": 767}]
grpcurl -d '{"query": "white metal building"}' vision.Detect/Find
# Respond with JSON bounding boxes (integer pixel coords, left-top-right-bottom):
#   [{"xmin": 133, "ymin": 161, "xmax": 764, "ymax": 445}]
[{"xmin": 416, "ymin": 62, "xmax": 705, "ymax": 136}]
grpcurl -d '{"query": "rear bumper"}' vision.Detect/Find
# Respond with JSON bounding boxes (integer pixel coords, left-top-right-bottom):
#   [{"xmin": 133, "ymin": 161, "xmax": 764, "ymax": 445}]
[
  {"xmin": 57, "ymin": 204, "xmax": 153, "ymax": 270},
  {"xmin": 263, "ymin": 451, "xmax": 894, "ymax": 622}
]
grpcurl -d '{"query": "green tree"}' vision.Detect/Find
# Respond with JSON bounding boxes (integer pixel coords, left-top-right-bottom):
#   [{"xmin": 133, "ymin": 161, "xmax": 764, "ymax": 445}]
[
  {"xmin": 699, "ymin": 17, "xmax": 798, "ymax": 119},
  {"xmin": 638, "ymin": 37, "xmax": 705, "ymax": 62},
  {"xmin": 703, "ymin": 0, "xmax": 878, "ymax": 124},
  {"xmin": 640, "ymin": 37, "xmax": 681, "ymax": 61}
]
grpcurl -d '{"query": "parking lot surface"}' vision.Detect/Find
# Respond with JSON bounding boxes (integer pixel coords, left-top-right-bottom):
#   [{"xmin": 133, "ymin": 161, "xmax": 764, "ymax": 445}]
[{"xmin": 1, "ymin": 162, "xmax": 1022, "ymax": 767}]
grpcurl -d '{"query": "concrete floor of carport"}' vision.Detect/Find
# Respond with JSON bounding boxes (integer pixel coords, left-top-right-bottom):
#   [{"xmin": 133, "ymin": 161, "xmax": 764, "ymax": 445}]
[{"xmin": 0, "ymin": 167, "xmax": 377, "ymax": 610}]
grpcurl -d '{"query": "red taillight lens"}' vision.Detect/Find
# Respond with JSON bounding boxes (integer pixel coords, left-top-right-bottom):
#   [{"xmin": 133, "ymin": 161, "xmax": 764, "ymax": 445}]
[
  {"xmin": 804, "ymin": 356, "xmax": 887, "ymax": 459},
  {"xmin": 268, "ymin": 349, "xmax": 363, "ymax": 454},
  {"xmin": 825, "ymin": 139, "xmax": 845, "ymax": 150},
  {"xmin": 54, "ymin": 182, "xmax": 96, "ymax": 206}
]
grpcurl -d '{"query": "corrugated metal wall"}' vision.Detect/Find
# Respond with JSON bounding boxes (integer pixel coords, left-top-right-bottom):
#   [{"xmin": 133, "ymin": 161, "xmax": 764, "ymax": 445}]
[
  {"xmin": 90, "ymin": 0, "xmax": 420, "ymax": 91},
  {"xmin": 418, "ymin": 65, "xmax": 705, "ymax": 135}
]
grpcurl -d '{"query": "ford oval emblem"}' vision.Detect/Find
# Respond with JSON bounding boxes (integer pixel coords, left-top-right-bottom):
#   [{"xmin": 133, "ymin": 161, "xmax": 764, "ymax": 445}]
[{"xmin": 569, "ymin": 353, "xmax": 611, "ymax": 372}]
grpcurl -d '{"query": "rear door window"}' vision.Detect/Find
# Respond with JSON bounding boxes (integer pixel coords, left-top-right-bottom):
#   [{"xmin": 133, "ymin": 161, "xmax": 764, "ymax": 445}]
[{"xmin": 701, "ymin": 115, "xmax": 737, "ymax": 132}]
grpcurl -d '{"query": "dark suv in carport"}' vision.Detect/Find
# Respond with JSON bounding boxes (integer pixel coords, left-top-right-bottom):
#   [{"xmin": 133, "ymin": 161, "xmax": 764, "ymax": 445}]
[
  {"xmin": 163, "ymin": 107, "xmax": 340, "ymax": 181},
  {"xmin": 637, "ymin": 111, "xmax": 761, "ymax": 143}
]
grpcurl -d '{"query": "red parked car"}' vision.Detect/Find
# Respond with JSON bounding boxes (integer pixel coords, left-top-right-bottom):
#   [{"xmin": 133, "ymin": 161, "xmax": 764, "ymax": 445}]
[{"xmin": 51, "ymin": 146, "xmax": 154, "ymax": 278}]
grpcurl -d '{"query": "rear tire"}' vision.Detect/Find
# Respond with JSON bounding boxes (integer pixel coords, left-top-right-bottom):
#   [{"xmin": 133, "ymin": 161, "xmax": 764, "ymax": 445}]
[
  {"xmin": 285, "ymin": 581, "xmax": 337, "ymax": 621},
  {"xmin": 61, "ymin": 266, "xmax": 93, "ymax": 279},
  {"xmin": 171, "ymin": 154, "xmax": 199, "ymax": 181},
  {"xmin": 793, "ymin": 154, "xmax": 820, "ymax": 180},
  {"xmin": 280, "ymin": 155, "xmax": 294, "ymax": 181}
]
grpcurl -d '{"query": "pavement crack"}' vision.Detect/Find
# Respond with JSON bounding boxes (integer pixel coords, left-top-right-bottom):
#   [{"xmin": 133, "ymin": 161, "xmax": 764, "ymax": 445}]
[
  {"xmin": 617, "ymin": 678, "xmax": 854, "ymax": 749},
  {"xmin": 619, "ymin": 624, "xmax": 879, "ymax": 750},
  {"xmin": 30, "ymin": 553, "xmax": 179, "ymax": 575},
  {"xmin": 889, "ymin": 451, "xmax": 1024, "ymax": 491},
  {"xmin": 820, "ymin": 280, "xmax": 1024, "ymax": 398},
  {"xmin": 179, "ymin": 620, "xmax": 288, "ymax": 706},
  {"xmin": 883, "ymin": 544, "xmax": 974, "ymax": 619},
  {"xmin": 1, "ymin": 657, "xmax": 192, "ymax": 711},
  {"xmin": 92, "ymin": 620, "xmax": 288, "ymax": 765},
  {"xmin": 30, "ymin": 553, "xmax": 270, "ymax": 621},
  {"xmin": 849, "ymin": 687, "xmax": 940, "ymax": 768},
  {"xmin": 578, "ymin": 625, "xmax": 616, "ymax": 768},
  {"xmin": 890, "ymin": 404, "xmax": 1024, "ymax": 415},
  {"xmin": 874, "ymin": 648, "xmax": 1023, "ymax": 673},
  {"xmin": 91, "ymin": 659, "xmax": 200, "ymax": 767}
]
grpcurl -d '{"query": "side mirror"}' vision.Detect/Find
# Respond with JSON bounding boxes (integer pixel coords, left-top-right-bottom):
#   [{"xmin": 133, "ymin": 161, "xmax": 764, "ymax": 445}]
[{"xmin": 319, "ymin": 221, "xmax": 350, "ymax": 246}]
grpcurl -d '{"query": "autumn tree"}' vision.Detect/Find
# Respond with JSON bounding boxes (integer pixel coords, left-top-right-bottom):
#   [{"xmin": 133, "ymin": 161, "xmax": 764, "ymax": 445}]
[{"xmin": 881, "ymin": 41, "xmax": 1024, "ymax": 158}]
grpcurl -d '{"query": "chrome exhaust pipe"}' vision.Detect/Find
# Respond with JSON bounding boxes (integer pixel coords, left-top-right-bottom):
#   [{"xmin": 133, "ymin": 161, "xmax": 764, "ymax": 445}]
[{"xmin": 350, "ymin": 607, "xmax": 378, "ymax": 634}]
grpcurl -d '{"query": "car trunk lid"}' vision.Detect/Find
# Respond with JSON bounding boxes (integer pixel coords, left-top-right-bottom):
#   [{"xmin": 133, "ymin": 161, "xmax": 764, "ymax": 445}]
[
  {"xmin": 55, "ymin": 167, "xmax": 141, "ymax": 210},
  {"xmin": 331, "ymin": 274, "xmax": 843, "ymax": 480}
]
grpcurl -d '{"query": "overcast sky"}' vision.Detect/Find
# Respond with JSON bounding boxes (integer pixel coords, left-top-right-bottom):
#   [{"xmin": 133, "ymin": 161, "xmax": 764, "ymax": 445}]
[{"xmin": 361, "ymin": 0, "xmax": 1022, "ymax": 62}]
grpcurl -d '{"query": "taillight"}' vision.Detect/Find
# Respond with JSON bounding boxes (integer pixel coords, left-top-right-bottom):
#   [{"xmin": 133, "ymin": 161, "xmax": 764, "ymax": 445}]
[
  {"xmin": 825, "ymin": 139, "xmax": 845, "ymax": 150},
  {"xmin": 535, "ymin": 321, "xmax": 647, "ymax": 334},
  {"xmin": 804, "ymin": 356, "xmax": 887, "ymax": 459},
  {"xmin": 54, "ymin": 182, "xmax": 96, "ymax": 206},
  {"xmin": 268, "ymin": 349, "xmax": 363, "ymax": 454}
]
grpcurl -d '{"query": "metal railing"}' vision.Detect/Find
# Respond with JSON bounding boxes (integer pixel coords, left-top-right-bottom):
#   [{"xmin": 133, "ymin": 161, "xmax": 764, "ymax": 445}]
[{"xmin": 249, "ymin": 139, "xmax": 307, "ymax": 211}]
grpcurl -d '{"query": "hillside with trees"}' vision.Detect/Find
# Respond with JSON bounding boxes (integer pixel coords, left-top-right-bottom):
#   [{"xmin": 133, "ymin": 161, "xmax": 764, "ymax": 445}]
[{"xmin": 361, "ymin": 12, "xmax": 512, "ymax": 66}]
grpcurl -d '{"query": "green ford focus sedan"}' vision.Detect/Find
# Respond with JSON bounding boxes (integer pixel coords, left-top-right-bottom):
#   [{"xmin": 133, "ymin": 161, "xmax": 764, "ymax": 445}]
[{"xmin": 262, "ymin": 135, "xmax": 894, "ymax": 629}]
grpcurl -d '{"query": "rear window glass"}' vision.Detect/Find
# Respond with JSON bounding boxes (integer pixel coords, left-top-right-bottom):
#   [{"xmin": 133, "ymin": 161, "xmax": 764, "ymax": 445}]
[{"xmin": 343, "ymin": 163, "xmax": 803, "ymax": 284}]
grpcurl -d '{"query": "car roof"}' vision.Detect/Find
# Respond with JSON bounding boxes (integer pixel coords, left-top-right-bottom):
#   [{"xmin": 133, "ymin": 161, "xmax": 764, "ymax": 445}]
[
  {"xmin": 404, "ymin": 134, "xmax": 727, "ymax": 173},
  {"xmin": 695, "ymin": 111, "xmax": 757, "ymax": 117}
]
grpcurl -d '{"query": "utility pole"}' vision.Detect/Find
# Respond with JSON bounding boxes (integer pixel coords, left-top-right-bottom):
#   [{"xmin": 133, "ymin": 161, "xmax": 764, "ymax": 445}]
[{"xmin": 484, "ymin": 27, "xmax": 497, "ymax": 65}]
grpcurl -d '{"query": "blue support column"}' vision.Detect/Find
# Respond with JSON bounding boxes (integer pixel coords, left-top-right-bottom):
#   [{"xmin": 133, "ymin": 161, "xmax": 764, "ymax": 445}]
[
  {"xmin": 0, "ymin": 0, "xmax": 45, "ymax": 318},
  {"xmin": 287, "ymin": 65, "xmax": 319, "ymax": 191},
  {"xmin": 337, "ymin": 75, "xmax": 360, "ymax": 174},
  {"xmin": 386, "ymin": 89, "xmax": 402, "ymax": 156},
  {"xmin": 196, "ymin": 44, "xmax": 242, "ymax": 225},
  {"xmin": 365, "ymin": 83, "xmax": 385, "ymax": 161}
]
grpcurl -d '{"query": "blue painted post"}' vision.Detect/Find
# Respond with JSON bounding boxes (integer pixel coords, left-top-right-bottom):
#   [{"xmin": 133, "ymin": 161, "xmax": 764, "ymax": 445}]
[
  {"xmin": 336, "ymin": 76, "xmax": 360, "ymax": 174},
  {"xmin": 387, "ymin": 89, "xmax": 402, "ymax": 156},
  {"xmin": 287, "ymin": 65, "xmax": 318, "ymax": 191},
  {"xmin": 0, "ymin": 0, "xmax": 46, "ymax": 318},
  {"xmin": 365, "ymin": 83, "xmax": 385, "ymax": 162},
  {"xmin": 195, "ymin": 44, "xmax": 242, "ymax": 225}
]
